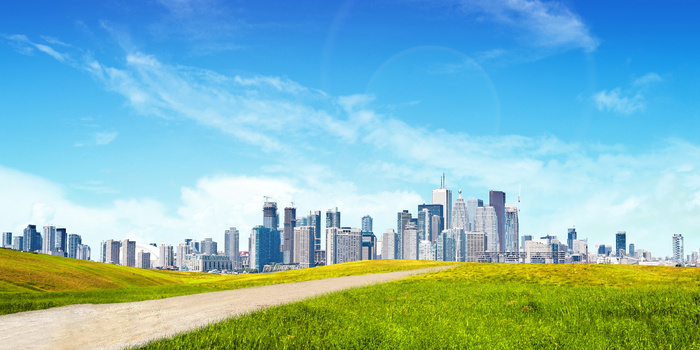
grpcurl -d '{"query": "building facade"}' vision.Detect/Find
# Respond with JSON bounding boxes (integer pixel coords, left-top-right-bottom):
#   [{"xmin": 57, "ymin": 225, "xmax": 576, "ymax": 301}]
[
  {"xmin": 293, "ymin": 226, "xmax": 315, "ymax": 268},
  {"xmin": 224, "ymin": 227, "xmax": 240, "ymax": 269},
  {"xmin": 326, "ymin": 227, "xmax": 362, "ymax": 265}
]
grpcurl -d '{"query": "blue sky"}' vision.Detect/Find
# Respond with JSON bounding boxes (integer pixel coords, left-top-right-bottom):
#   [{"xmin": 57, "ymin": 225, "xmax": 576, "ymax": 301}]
[{"xmin": 1, "ymin": 0, "xmax": 699, "ymax": 258}]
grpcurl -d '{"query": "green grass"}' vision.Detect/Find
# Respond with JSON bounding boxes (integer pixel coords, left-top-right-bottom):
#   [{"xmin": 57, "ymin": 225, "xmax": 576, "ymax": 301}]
[
  {"xmin": 0, "ymin": 248, "xmax": 453, "ymax": 315},
  {"xmin": 138, "ymin": 263, "xmax": 700, "ymax": 350}
]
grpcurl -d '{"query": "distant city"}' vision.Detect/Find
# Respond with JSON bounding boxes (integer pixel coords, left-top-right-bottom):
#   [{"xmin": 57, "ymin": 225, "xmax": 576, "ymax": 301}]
[{"xmin": 2, "ymin": 175, "xmax": 696, "ymax": 272}]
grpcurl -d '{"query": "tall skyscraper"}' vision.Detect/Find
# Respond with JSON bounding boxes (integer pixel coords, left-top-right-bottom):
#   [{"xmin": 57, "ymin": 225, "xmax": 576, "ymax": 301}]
[
  {"xmin": 451, "ymin": 190, "xmax": 468, "ymax": 231},
  {"xmin": 55, "ymin": 228, "xmax": 67, "ymax": 253},
  {"xmin": 396, "ymin": 210, "xmax": 412, "ymax": 259},
  {"xmin": 42, "ymin": 225, "xmax": 56, "ymax": 254},
  {"xmin": 120, "ymin": 239, "xmax": 136, "ymax": 267},
  {"xmin": 418, "ymin": 203, "xmax": 443, "ymax": 242},
  {"xmin": 308, "ymin": 211, "xmax": 322, "ymax": 251},
  {"xmin": 12, "ymin": 236, "xmax": 23, "ymax": 251},
  {"xmin": 402, "ymin": 222, "xmax": 419, "ymax": 260},
  {"xmin": 2, "ymin": 232, "xmax": 11, "ymax": 248},
  {"xmin": 381, "ymin": 229, "xmax": 397, "ymax": 260},
  {"xmin": 200, "ymin": 237, "xmax": 218, "ymax": 255},
  {"xmin": 465, "ymin": 231, "xmax": 485, "ymax": 262},
  {"xmin": 326, "ymin": 207, "xmax": 341, "ymax": 230},
  {"xmin": 504, "ymin": 205, "xmax": 519, "ymax": 253},
  {"xmin": 176, "ymin": 242, "xmax": 193, "ymax": 268},
  {"xmin": 224, "ymin": 227, "xmax": 240, "ymax": 269},
  {"xmin": 76, "ymin": 244, "xmax": 91, "ymax": 260},
  {"xmin": 361, "ymin": 231, "xmax": 377, "ymax": 260},
  {"xmin": 103, "ymin": 239, "xmax": 121, "ymax": 265},
  {"xmin": 250, "ymin": 225, "xmax": 282, "ymax": 271},
  {"xmin": 629, "ymin": 243, "xmax": 635, "ymax": 257},
  {"xmin": 293, "ymin": 226, "xmax": 315, "ymax": 268},
  {"xmin": 567, "ymin": 228, "xmax": 577, "ymax": 252},
  {"xmin": 417, "ymin": 208, "xmax": 430, "ymax": 242},
  {"xmin": 137, "ymin": 250, "xmax": 151, "ymax": 269},
  {"xmin": 466, "ymin": 198, "xmax": 484, "ymax": 232},
  {"xmin": 476, "ymin": 206, "xmax": 498, "ymax": 252},
  {"xmin": 615, "ymin": 231, "xmax": 626, "ymax": 257},
  {"xmin": 326, "ymin": 227, "xmax": 362, "ymax": 265},
  {"xmin": 23, "ymin": 224, "xmax": 41, "ymax": 252},
  {"xmin": 489, "ymin": 190, "xmax": 506, "ymax": 253},
  {"xmin": 159, "ymin": 244, "xmax": 174, "ymax": 267},
  {"xmin": 432, "ymin": 174, "xmax": 452, "ymax": 229},
  {"xmin": 672, "ymin": 234, "xmax": 684, "ymax": 265},
  {"xmin": 283, "ymin": 206, "xmax": 297, "ymax": 264},
  {"xmin": 263, "ymin": 201, "xmax": 279, "ymax": 230},
  {"xmin": 361, "ymin": 215, "xmax": 373, "ymax": 233}
]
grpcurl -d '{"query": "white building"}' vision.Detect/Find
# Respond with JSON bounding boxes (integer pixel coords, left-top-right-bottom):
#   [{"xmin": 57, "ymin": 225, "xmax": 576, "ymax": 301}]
[
  {"xmin": 224, "ymin": 227, "xmax": 240, "ymax": 269},
  {"xmin": 326, "ymin": 227, "xmax": 362, "ymax": 265},
  {"xmin": 136, "ymin": 250, "xmax": 151, "ymax": 269},
  {"xmin": 432, "ymin": 177, "xmax": 452, "ymax": 229},
  {"xmin": 176, "ymin": 243, "xmax": 192, "ymax": 269},
  {"xmin": 504, "ymin": 205, "xmax": 519, "ymax": 253},
  {"xmin": 451, "ymin": 190, "xmax": 468, "ymax": 231},
  {"xmin": 465, "ymin": 231, "xmax": 485, "ymax": 262},
  {"xmin": 672, "ymin": 234, "xmax": 684, "ymax": 265},
  {"xmin": 293, "ymin": 226, "xmax": 315, "ymax": 268},
  {"xmin": 524, "ymin": 238, "xmax": 565, "ymax": 264},
  {"xmin": 381, "ymin": 229, "xmax": 396, "ymax": 260},
  {"xmin": 120, "ymin": 239, "xmax": 136, "ymax": 267},
  {"xmin": 76, "ymin": 244, "xmax": 91, "ymax": 261},
  {"xmin": 159, "ymin": 244, "xmax": 174, "ymax": 268},
  {"xmin": 419, "ymin": 240, "xmax": 434, "ymax": 260},
  {"xmin": 402, "ymin": 223, "xmax": 419, "ymax": 260},
  {"xmin": 475, "ymin": 206, "xmax": 498, "ymax": 252},
  {"xmin": 183, "ymin": 254, "xmax": 233, "ymax": 272}
]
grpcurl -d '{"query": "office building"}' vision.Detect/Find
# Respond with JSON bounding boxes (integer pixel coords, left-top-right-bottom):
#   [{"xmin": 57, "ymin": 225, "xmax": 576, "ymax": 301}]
[
  {"xmin": 103, "ymin": 239, "xmax": 121, "ymax": 265},
  {"xmin": 326, "ymin": 207, "xmax": 341, "ymax": 230},
  {"xmin": 283, "ymin": 206, "xmax": 297, "ymax": 264},
  {"xmin": 250, "ymin": 225, "xmax": 282, "ymax": 271},
  {"xmin": 673, "ymin": 234, "xmax": 684, "ymax": 265},
  {"xmin": 466, "ymin": 198, "xmax": 484, "ymax": 232},
  {"xmin": 76, "ymin": 244, "xmax": 91, "ymax": 260},
  {"xmin": 120, "ymin": 239, "xmax": 136, "ymax": 267},
  {"xmin": 326, "ymin": 227, "xmax": 362, "ymax": 265},
  {"xmin": 2, "ymin": 232, "xmax": 11, "ymax": 248},
  {"xmin": 308, "ymin": 211, "xmax": 322, "ymax": 251},
  {"xmin": 524, "ymin": 238, "xmax": 565, "ymax": 264},
  {"xmin": 23, "ymin": 224, "xmax": 41, "ymax": 252},
  {"xmin": 314, "ymin": 250, "xmax": 326, "ymax": 266},
  {"xmin": 293, "ymin": 226, "xmax": 315, "ymax": 268},
  {"xmin": 402, "ymin": 222, "xmax": 419, "ymax": 260},
  {"xmin": 263, "ymin": 201, "xmax": 279, "ymax": 230},
  {"xmin": 382, "ymin": 229, "xmax": 397, "ymax": 260},
  {"xmin": 616, "ymin": 231, "xmax": 626, "ymax": 257},
  {"xmin": 465, "ymin": 231, "xmax": 485, "ymax": 262},
  {"xmin": 200, "ymin": 238, "xmax": 217, "ymax": 255},
  {"xmin": 224, "ymin": 227, "xmax": 240, "ymax": 269},
  {"xmin": 176, "ymin": 242, "xmax": 193, "ymax": 268},
  {"xmin": 432, "ymin": 174, "xmax": 452, "ymax": 229},
  {"xmin": 489, "ymin": 190, "xmax": 506, "ymax": 253},
  {"xmin": 42, "ymin": 225, "xmax": 56, "ymax": 255},
  {"xmin": 475, "ymin": 206, "xmax": 498, "ymax": 252},
  {"xmin": 504, "ymin": 205, "xmax": 519, "ymax": 253},
  {"xmin": 183, "ymin": 254, "xmax": 233, "ymax": 272},
  {"xmin": 12, "ymin": 236, "xmax": 23, "ymax": 251},
  {"xmin": 521, "ymin": 235, "xmax": 533, "ymax": 251},
  {"xmin": 159, "ymin": 244, "xmax": 174, "ymax": 267},
  {"xmin": 55, "ymin": 228, "xmax": 67, "ymax": 254},
  {"xmin": 137, "ymin": 251, "xmax": 151, "ymax": 269},
  {"xmin": 418, "ymin": 203, "xmax": 443, "ymax": 243},
  {"xmin": 362, "ymin": 215, "xmax": 373, "ymax": 233},
  {"xmin": 396, "ymin": 210, "xmax": 412, "ymax": 259},
  {"xmin": 629, "ymin": 243, "xmax": 635, "ymax": 257},
  {"xmin": 67, "ymin": 234, "xmax": 82, "ymax": 259},
  {"xmin": 361, "ymin": 231, "xmax": 377, "ymax": 260},
  {"xmin": 418, "ymin": 240, "xmax": 433, "ymax": 260},
  {"xmin": 436, "ymin": 229, "xmax": 457, "ymax": 262},
  {"xmin": 451, "ymin": 190, "xmax": 468, "ymax": 231},
  {"xmin": 567, "ymin": 228, "xmax": 577, "ymax": 252},
  {"xmin": 571, "ymin": 239, "xmax": 588, "ymax": 255}
]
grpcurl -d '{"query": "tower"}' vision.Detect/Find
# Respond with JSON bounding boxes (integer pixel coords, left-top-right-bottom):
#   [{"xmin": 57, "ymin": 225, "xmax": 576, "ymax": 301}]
[
  {"xmin": 224, "ymin": 227, "xmax": 240, "ymax": 269},
  {"xmin": 263, "ymin": 201, "xmax": 279, "ymax": 230},
  {"xmin": 431, "ymin": 174, "xmax": 452, "ymax": 229},
  {"xmin": 615, "ymin": 231, "xmax": 626, "ymax": 257},
  {"xmin": 326, "ymin": 208, "xmax": 341, "ymax": 230},
  {"xmin": 308, "ymin": 211, "xmax": 322, "ymax": 251},
  {"xmin": 672, "ymin": 234, "xmax": 684, "ymax": 265},
  {"xmin": 283, "ymin": 206, "xmax": 297, "ymax": 264},
  {"xmin": 361, "ymin": 215, "xmax": 373, "ymax": 233},
  {"xmin": 489, "ymin": 190, "xmax": 506, "ymax": 252},
  {"xmin": 451, "ymin": 190, "xmax": 468, "ymax": 231}
]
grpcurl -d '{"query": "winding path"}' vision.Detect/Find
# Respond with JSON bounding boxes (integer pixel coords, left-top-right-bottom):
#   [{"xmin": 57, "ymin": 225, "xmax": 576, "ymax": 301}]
[{"xmin": 0, "ymin": 266, "xmax": 453, "ymax": 350}]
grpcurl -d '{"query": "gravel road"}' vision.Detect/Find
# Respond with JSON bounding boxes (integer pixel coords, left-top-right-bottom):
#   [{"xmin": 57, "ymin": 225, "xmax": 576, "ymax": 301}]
[{"xmin": 0, "ymin": 266, "xmax": 452, "ymax": 350}]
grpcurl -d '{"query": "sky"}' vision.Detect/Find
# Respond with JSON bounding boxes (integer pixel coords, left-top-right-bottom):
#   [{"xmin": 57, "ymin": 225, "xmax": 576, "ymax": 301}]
[{"xmin": 1, "ymin": 0, "xmax": 699, "ymax": 258}]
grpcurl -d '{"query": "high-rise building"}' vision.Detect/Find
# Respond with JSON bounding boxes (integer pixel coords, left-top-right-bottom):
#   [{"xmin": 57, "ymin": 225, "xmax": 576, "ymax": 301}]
[
  {"xmin": 382, "ymin": 229, "xmax": 397, "ymax": 260},
  {"xmin": 524, "ymin": 238, "xmax": 565, "ymax": 264},
  {"xmin": 263, "ymin": 201, "xmax": 279, "ymax": 230},
  {"xmin": 629, "ymin": 243, "xmax": 635, "ymax": 257},
  {"xmin": 465, "ymin": 231, "xmax": 485, "ymax": 262},
  {"xmin": 42, "ymin": 225, "xmax": 56, "ymax": 255},
  {"xmin": 567, "ymin": 228, "xmax": 577, "ymax": 252},
  {"xmin": 120, "ymin": 239, "xmax": 136, "ymax": 267},
  {"xmin": 396, "ymin": 210, "xmax": 412, "ymax": 259},
  {"xmin": 159, "ymin": 244, "xmax": 174, "ymax": 267},
  {"xmin": 250, "ymin": 225, "xmax": 282, "ymax": 271},
  {"xmin": 177, "ymin": 242, "xmax": 193, "ymax": 268},
  {"xmin": 137, "ymin": 250, "xmax": 151, "ymax": 269},
  {"xmin": 402, "ymin": 222, "xmax": 419, "ymax": 260},
  {"xmin": 451, "ymin": 190, "xmax": 468, "ymax": 231},
  {"xmin": 200, "ymin": 238, "xmax": 217, "ymax": 255},
  {"xmin": 475, "ymin": 206, "xmax": 498, "ymax": 252},
  {"xmin": 76, "ymin": 244, "xmax": 90, "ymax": 260},
  {"xmin": 23, "ymin": 224, "xmax": 41, "ymax": 252},
  {"xmin": 418, "ymin": 204, "xmax": 443, "ymax": 243},
  {"xmin": 432, "ymin": 174, "xmax": 452, "ymax": 229},
  {"xmin": 68, "ymin": 234, "xmax": 82, "ymax": 259},
  {"xmin": 521, "ymin": 235, "xmax": 533, "ymax": 251},
  {"xmin": 615, "ymin": 231, "xmax": 626, "ymax": 257},
  {"xmin": 326, "ymin": 207, "xmax": 341, "ymax": 230},
  {"xmin": 55, "ymin": 228, "xmax": 67, "ymax": 254},
  {"xmin": 103, "ymin": 239, "xmax": 121, "ymax": 265},
  {"xmin": 361, "ymin": 215, "xmax": 373, "ymax": 233},
  {"xmin": 283, "ymin": 206, "xmax": 297, "ymax": 264},
  {"xmin": 12, "ymin": 236, "xmax": 24, "ymax": 251},
  {"xmin": 224, "ymin": 227, "xmax": 240, "ymax": 269},
  {"xmin": 489, "ymin": 190, "xmax": 506, "ymax": 253},
  {"xmin": 326, "ymin": 227, "xmax": 362, "ymax": 265},
  {"xmin": 672, "ymin": 234, "xmax": 684, "ymax": 265},
  {"xmin": 418, "ymin": 240, "xmax": 433, "ymax": 260},
  {"xmin": 504, "ymin": 205, "xmax": 519, "ymax": 253},
  {"xmin": 466, "ymin": 198, "xmax": 484, "ymax": 232},
  {"xmin": 2, "ymin": 232, "xmax": 12, "ymax": 248},
  {"xmin": 308, "ymin": 211, "xmax": 322, "ymax": 251},
  {"xmin": 436, "ymin": 229, "xmax": 457, "ymax": 262},
  {"xmin": 293, "ymin": 226, "xmax": 315, "ymax": 268},
  {"xmin": 361, "ymin": 231, "xmax": 377, "ymax": 260}
]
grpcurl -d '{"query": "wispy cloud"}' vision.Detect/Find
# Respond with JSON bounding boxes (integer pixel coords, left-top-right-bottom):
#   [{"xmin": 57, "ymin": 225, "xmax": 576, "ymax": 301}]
[
  {"xmin": 94, "ymin": 131, "xmax": 118, "ymax": 145},
  {"xmin": 592, "ymin": 72, "xmax": 663, "ymax": 115}
]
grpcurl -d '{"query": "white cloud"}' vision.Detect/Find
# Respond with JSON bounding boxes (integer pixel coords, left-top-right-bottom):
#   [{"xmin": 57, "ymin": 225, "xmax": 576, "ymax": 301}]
[
  {"xmin": 94, "ymin": 131, "xmax": 118, "ymax": 145},
  {"xmin": 593, "ymin": 72, "xmax": 662, "ymax": 115}
]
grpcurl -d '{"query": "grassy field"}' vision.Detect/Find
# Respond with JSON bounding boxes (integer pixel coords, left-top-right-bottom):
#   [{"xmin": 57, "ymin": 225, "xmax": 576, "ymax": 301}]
[
  {"xmin": 0, "ymin": 248, "xmax": 453, "ymax": 315},
  {"xmin": 139, "ymin": 263, "xmax": 700, "ymax": 349}
]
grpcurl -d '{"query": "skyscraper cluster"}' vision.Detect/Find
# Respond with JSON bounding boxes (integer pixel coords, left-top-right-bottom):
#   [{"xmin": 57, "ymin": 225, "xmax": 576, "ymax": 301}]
[{"xmin": 2, "ymin": 224, "xmax": 91, "ymax": 261}]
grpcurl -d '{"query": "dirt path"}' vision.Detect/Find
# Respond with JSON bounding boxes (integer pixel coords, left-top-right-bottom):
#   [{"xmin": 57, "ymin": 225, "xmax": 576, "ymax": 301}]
[{"xmin": 0, "ymin": 266, "xmax": 453, "ymax": 350}]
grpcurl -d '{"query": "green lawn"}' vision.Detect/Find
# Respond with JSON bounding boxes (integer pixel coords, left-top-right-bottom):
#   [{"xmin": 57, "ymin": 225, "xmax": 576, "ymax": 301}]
[
  {"xmin": 138, "ymin": 263, "xmax": 700, "ymax": 349},
  {"xmin": 0, "ymin": 248, "xmax": 453, "ymax": 315}
]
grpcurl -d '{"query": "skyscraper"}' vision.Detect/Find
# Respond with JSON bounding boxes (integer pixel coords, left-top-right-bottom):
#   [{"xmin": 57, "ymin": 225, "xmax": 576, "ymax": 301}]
[
  {"xmin": 381, "ymin": 229, "xmax": 397, "ymax": 260},
  {"xmin": 432, "ymin": 174, "xmax": 452, "ymax": 229},
  {"xmin": 200, "ymin": 238, "xmax": 218, "ymax": 255},
  {"xmin": 476, "ymin": 206, "xmax": 498, "ymax": 252},
  {"xmin": 55, "ymin": 228, "xmax": 67, "ymax": 253},
  {"xmin": 293, "ymin": 226, "xmax": 315, "ymax": 268},
  {"xmin": 263, "ymin": 201, "xmax": 279, "ymax": 230},
  {"xmin": 326, "ymin": 227, "xmax": 362, "ymax": 265},
  {"xmin": 466, "ymin": 198, "xmax": 484, "ymax": 232},
  {"xmin": 489, "ymin": 190, "xmax": 506, "ymax": 253},
  {"xmin": 451, "ymin": 190, "xmax": 468, "ymax": 231},
  {"xmin": 308, "ymin": 211, "xmax": 322, "ymax": 251},
  {"xmin": 672, "ymin": 234, "xmax": 684, "ymax": 265},
  {"xmin": 567, "ymin": 228, "xmax": 577, "ymax": 252},
  {"xmin": 361, "ymin": 231, "xmax": 377, "ymax": 260},
  {"xmin": 137, "ymin": 250, "xmax": 151, "ymax": 269},
  {"xmin": 177, "ymin": 242, "xmax": 192, "ymax": 268},
  {"xmin": 361, "ymin": 215, "xmax": 373, "ymax": 233},
  {"xmin": 504, "ymin": 205, "xmax": 519, "ymax": 253},
  {"xmin": 615, "ymin": 231, "xmax": 626, "ymax": 257},
  {"xmin": 23, "ymin": 224, "xmax": 41, "ymax": 252},
  {"xmin": 250, "ymin": 225, "xmax": 282, "ymax": 271},
  {"xmin": 396, "ymin": 210, "xmax": 412, "ymax": 259},
  {"xmin": 224, "ymin": 227, "xmax": 240, "ymax": 269},
  {"xmin": 629, "ymin": 243, "xmax": 635, "ymax": 257},
  {"xmin": 159, "ymin": 244, "xmax": 174, "ymax": 267},
  {"xmin": 283, "ymin": 206, "xmax": 297, "ymax": 264},
  {"xmin": 2, "ymin": 232, "xmax": 11, "ymax": 248},
  {"xmin": 42, "ymin": 225, "xmax": 56, "ymax": 255},
  {"xmin": 12, "ymin": 236, "xmax": 23, "ymax": 251},
  {"xmin": 120, "ymin": 239, "xmax": 136, "ymax": 267},
  {"xmin": 418, "ymin": 203, "xmax": 443, "ymax": 242},
  {"xmin": 326, "ymin": 207, "xmax": 341, "ymax": 230},
  {"xmin": 103, "ymin": 239, "xmax": 121, "ymax": 265},
  {"xmin": 76, "ymin": 244, "xmax": 91, "ymax": 260},
  {"xmin": 67, "ymin": 234, "xmax": 82, "ymax": 259},
  {"xmin": 402, "ymin": 222, "xmax": 419, "ymax": 260}
]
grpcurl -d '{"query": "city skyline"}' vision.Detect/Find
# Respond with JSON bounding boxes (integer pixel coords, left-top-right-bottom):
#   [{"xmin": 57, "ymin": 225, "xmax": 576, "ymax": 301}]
[{"xmin": 1, "ymin": 1, "xmax": 700, "ymax": 257}]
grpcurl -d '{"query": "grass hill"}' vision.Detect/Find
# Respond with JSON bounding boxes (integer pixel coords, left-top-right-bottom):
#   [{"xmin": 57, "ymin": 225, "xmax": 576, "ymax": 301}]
[
  {"xmin": 140, "ymin": 263, "xmax": 700, "ymax": 349},
  {"xmin": 0, "ymin": 248, "xmax": 453, "ymax": 315}
]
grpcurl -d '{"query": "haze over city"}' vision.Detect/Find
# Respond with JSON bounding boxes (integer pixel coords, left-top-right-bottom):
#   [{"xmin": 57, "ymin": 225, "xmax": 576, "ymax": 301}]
[{"xmin": 1, "ymin": 0, "xmax": 699, "ymax": 257}]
